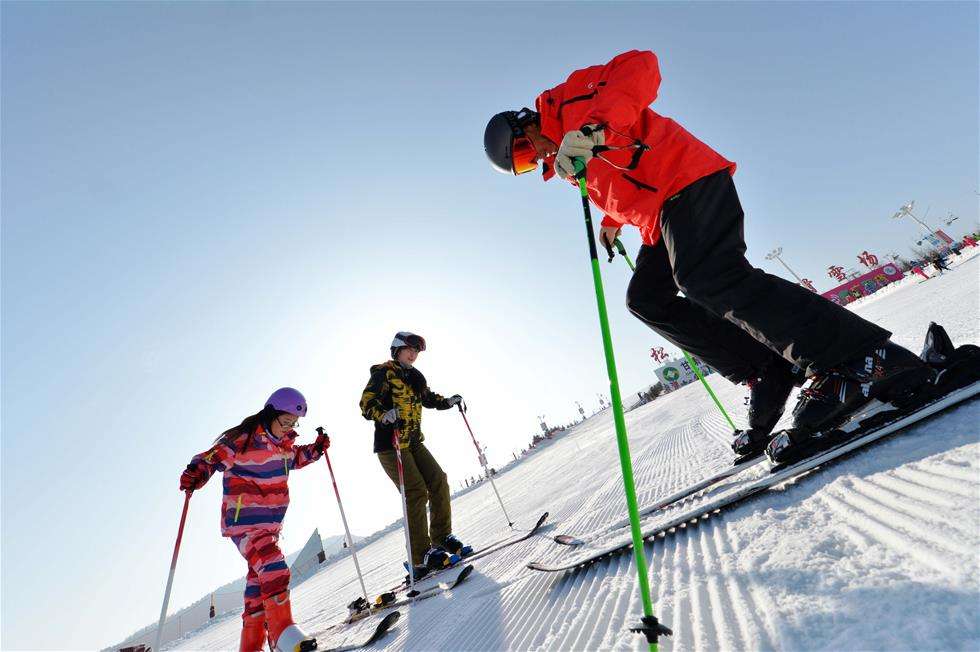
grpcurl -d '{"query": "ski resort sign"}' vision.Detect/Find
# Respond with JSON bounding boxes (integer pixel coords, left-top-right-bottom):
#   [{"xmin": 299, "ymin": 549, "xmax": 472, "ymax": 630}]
[
  {"xmin": 822, "ymin": 263, "xmax": 904, "ymax": 305},
  {"xmin": 653, "ymin": 356, "xmax": 713, "ymax": 391}
]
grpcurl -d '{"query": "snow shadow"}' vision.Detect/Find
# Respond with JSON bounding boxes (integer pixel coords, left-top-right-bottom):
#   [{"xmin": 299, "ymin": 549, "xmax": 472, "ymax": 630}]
[{"xmin": 399, "ymin": 567, "xmax": 509, "ymax": 651}]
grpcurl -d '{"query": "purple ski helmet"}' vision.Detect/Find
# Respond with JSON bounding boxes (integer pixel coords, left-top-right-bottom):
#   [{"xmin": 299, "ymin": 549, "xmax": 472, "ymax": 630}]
[{"xmin": 265, "ymin": 387, "xmax": 308, "ymax": 417}]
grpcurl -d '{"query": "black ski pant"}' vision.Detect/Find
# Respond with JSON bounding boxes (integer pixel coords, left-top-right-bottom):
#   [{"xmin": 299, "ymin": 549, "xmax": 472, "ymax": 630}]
[{"xmin": 625, "ymin": 170, "xmax": 890, "ymax": 382}]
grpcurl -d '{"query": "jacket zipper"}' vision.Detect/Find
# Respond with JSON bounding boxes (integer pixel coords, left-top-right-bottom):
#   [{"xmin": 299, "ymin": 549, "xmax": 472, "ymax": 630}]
[
  {"xmin": 556, "ymin": 82, "xmax": 607, "ymax": 119},
  {"xmin": 557, "ymin": 91, "xmax": 596, "ymax": 119},
  {"xmin": 233, "ymin": 495, "xmax": 243, "ymax": 523},
  {"xmin": 623, "ymin": 173, "xmax": 659, "ymax": 193}
]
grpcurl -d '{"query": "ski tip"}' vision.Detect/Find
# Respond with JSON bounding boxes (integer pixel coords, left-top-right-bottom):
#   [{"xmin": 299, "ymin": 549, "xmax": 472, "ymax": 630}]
[
  {"xmin": 381, "ymin": 610, "xmax": 401, "ymax": 627},
  {"xmin": 526, "ymin": 561, "xmax": 550, "ymax": 571},
  {"xmin": 446, "ymin": 563, "xmax": 475, "ymax": 588},
  {"xmin": 554, "ymin": 534, "xmax": 584, "ymax": 546}
]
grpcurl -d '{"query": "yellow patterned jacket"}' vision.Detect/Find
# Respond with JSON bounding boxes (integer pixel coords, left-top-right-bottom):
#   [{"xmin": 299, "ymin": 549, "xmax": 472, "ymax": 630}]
[{"xmin": 359, "ymin": 361, "xmax": 452, "ymax": 452}]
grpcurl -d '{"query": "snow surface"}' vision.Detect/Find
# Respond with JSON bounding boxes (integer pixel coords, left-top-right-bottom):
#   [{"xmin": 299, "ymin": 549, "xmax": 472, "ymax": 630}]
[{"xmin": 165, "ymin": 256, "xmax": 979, "ymax": 651}]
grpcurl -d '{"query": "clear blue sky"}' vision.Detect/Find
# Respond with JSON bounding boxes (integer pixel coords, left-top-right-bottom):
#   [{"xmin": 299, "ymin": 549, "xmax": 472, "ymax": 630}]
[{"xmin": 2, "ymin": 2, "xmax": 977, "ymax": 648}]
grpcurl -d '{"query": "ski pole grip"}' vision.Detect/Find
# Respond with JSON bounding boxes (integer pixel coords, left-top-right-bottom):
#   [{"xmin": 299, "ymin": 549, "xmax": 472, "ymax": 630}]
[{"xmin": 613, "ymin": 238, "xmax": 628, "ymax": 257}]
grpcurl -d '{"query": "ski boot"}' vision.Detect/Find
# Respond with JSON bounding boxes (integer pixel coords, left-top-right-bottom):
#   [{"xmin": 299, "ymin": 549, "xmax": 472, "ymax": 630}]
[
  {"xmin": 239, "ymin": 609, "xmax": 267, "ymax": 652},
  {"xmin": 422, "ymin": 545, "xmax": 460, "ymax": 571},
  {"xmin": 346, "ymin": 596, "xmax": 370, "ymax": 620},
  {"xmin": 791, "ymin": 339, "xmax": 932, "ymax": 432},
  {"xmin": 441, "ymin": 534, "xmax": 474, "ymax": 558},
  {"xmin": 264, "ymin": 591, "xmax": 316, "ymax": 652},
  {"xmin": 731, "ymin": 359, "xmax": 802, "ymax": 461},
  {"xmin": 768, "ymin": 338, "xmax": 935, "ymax": 465},
  {"xmin": 403, "ymin": 560, "xmax": 430, "ymax": 584}
]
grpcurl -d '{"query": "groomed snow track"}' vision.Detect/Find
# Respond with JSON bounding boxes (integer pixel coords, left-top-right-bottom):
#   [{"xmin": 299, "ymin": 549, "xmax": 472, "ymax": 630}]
[{"xmin": 165, "ymin": 255, "xmax": 978, "ymax": 651}]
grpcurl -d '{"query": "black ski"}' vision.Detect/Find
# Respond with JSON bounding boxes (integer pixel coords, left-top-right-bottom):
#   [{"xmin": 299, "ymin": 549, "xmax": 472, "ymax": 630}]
[
  {"xmin": 381, "ymin": 511, "xmax": 549, "ymax": 593},
  {"xmin": 552, "ymin": 457, "xmax": 762, "ymax": 546},
  {"xmin": 315, "ymin": 611, "xmax": 400, "ymax": 651},
  {"xmin": 528, "ymin": 378, "xmax": 979, "ymax": 572},
  {"xmin": 347, "ymin": 564, "xmax": 474, "ymax": 624}
]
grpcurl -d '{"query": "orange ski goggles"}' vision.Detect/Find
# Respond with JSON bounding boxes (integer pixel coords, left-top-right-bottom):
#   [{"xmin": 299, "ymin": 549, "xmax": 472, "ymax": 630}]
[{"xmin": 510, "ymin": 134, "xmax": 539, "ymax": 175}]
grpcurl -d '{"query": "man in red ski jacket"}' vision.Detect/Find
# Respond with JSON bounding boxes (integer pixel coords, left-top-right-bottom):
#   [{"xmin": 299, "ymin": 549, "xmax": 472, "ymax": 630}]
[{"xmin": 484, "ymin": 50, "xmax": 930, "ymax": 460}]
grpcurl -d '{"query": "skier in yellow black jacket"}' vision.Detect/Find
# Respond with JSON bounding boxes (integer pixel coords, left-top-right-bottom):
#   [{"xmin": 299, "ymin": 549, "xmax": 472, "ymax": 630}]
[{"xmin": 360, "ymin": 331, "xmax": 473, "ymax": 578}]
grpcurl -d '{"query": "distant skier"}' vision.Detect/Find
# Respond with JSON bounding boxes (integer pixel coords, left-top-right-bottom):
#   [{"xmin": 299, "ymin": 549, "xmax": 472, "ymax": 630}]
[
  {"xmin": 179, "ymin": 388, "xmax": 328, "ymax": 652},
  {"xmin": 359, "ymin": 332, "xmax": 472, "ymax": 579},
  {"xmin": 911, "ymin": 264, "xmax": 930, "ymax": 280},
  {"xmin": 932, "ymin": 256, "xmax": 952, "ymax": 274},
  {"xmin": 483, "ymin": 50, "xmax": 934, "ymax": 461}
]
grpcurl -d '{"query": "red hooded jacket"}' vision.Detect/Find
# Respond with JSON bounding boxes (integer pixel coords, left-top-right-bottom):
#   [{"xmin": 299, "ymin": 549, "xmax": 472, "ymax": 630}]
[{"xmin": 535, "ymin": 50, "xmax": 736, "ymax": 246}]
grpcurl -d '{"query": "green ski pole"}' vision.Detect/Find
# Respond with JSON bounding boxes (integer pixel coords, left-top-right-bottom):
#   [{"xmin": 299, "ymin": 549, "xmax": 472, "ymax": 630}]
[
  {"xmin": 572, "ymin": 158, "xmax": 671, "ymax": 650},
  {"xmin": 612, "ymin": 237, "xmax": 737, "ymax": 431},
  {"xmin": 612, "ymin": 237, "xmax": 636, "ymax": 270},
  {"xmin": 681, "ymin": 350, "xmax": 736, "ymax": 430}
]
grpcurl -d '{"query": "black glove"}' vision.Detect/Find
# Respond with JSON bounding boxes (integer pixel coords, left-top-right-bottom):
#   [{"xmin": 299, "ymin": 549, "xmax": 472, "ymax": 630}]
[{"xmin": 447, "ymin": 394, "xmax": 463, "ymax": 407}]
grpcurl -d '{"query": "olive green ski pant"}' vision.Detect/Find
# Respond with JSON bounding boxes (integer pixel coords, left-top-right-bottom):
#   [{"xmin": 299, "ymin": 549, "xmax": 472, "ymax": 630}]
[{"xmin": 377, "ymin": 442, "xmax": 452, "ymax": 565}]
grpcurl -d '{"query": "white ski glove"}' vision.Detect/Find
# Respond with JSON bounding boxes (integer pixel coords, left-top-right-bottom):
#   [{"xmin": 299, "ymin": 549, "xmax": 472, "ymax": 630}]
[
  {"xmin": 381, "ymin": 408, "xmax": 399, "ymax": 425},
  {"xmin": 554, "ymin": 125, "xmax": 605, "ymax": 180}
]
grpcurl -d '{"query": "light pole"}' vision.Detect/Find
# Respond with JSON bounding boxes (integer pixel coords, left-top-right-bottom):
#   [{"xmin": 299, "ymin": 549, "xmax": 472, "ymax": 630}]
[
  {"xmin": 891, "ymin": 200, "xmax": 936, "ymax": 235},
  {"xmin": 765, "ymin": 247, "xmax": 804, "ymax": 283}
]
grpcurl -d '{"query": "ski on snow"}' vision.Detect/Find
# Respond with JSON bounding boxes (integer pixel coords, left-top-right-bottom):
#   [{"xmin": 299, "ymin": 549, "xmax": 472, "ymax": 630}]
[
  {"xmin": 528, "ymin": 379, "xmax": 979, "ymax": 572},
  {"xmin": 553, "ymin": 457, "xmax": 763, "ymax": 546},
  {"xmin": 382, "ymin": 511, "xmax": 549, "ymax": 594},
  {"xmin": 347, "ymin": 564, "xmax": 475, "ymax": 624},
  {"xmin": 314, "ymin": 611, "xmax": 401, "ymax": 652}
]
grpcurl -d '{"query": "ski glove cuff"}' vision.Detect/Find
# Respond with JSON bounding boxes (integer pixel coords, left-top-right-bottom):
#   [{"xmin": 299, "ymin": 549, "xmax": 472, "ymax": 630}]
[
  {"xmin": 380, "ymin": 408, "xmax": 399, "ymax": 425},
  {"xmin": 555, "ymin": 125, "xmax": 604, "ymax": 180}
]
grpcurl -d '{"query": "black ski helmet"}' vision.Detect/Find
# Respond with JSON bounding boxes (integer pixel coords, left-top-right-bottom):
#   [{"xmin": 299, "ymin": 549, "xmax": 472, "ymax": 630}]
[{"xmin": 484, "ymin": 107, "xmax": 540, "ymax": 175}]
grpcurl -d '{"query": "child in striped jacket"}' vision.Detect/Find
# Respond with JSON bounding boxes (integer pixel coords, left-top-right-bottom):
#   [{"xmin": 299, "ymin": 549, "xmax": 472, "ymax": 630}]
[{"xmin": 180, "ymin": 387, "xmax": 329, "ymax": 652}]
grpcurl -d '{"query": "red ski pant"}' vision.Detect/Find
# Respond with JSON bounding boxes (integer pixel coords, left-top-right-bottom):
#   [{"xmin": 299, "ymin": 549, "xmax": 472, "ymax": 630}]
[{"xmin": 231, "ymin": 530, "xmax": 290, "ymax": 617}]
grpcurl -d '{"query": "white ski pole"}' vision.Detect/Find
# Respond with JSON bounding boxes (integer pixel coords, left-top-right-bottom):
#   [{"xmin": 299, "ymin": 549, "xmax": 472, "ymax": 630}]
[
  {"xmin": 458, "ymin": 401, "xmax": 513, "ymax": 527},
  {"xmin": 392, "ymin": 425, "xmax": 417, "ymax": 596},
  {"xmin": 155, "ymin": 491, "xmax": 191, "ymax": 652},
  {"xmin": 317, "ymin": 427, "xmax": 368, "ymax": 603}
]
